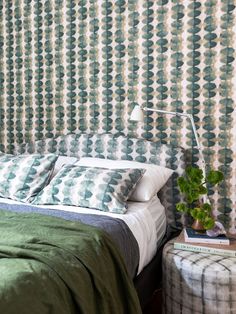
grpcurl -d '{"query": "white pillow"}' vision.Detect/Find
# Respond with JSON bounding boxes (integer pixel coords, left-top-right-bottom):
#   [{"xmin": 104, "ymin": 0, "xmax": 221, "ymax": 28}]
[
  {"xmin": 76, "ymin": 157, "xmax": 174, "ymax": 202},
  {"xmin": 52, "ymin": 156, "xmax": 78, "ymax": 177}
]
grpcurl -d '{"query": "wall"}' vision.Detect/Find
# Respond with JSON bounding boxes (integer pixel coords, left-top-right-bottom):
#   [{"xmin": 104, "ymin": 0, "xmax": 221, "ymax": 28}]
[{"xmin": 0, "ymin": 1, "xmax": 235, "ymax": 231}]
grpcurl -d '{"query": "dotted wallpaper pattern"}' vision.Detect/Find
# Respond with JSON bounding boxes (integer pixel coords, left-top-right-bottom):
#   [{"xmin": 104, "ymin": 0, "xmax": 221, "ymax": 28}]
[{"xmin": 0, "ymin": 1, "xmax": 235, "ymax": 232}]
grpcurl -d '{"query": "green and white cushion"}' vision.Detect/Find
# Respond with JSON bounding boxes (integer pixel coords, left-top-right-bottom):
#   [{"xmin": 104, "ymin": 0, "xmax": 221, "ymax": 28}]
[
  {"xmin": 32, "ymin": 165, "xmax": 145, "ymax": 214},
  {"xmin": 0, "ymin": 154, "xmax": 58, "ymax": 202},
  {"xmin": 14, "ymin": 132, "xmax": 186, "ymax": 232}
]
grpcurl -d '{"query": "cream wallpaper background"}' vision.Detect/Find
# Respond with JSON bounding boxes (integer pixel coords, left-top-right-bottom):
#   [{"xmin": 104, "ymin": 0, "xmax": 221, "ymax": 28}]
[{"xmin": 0, "ymin": 0, "xmax": 235, "ymax": 231}]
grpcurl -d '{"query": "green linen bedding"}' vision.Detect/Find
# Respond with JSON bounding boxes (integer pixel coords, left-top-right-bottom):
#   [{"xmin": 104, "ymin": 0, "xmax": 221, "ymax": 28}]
[{"xmin": 0, "ymin": 209, "xmax": 142, "ymax": 314}]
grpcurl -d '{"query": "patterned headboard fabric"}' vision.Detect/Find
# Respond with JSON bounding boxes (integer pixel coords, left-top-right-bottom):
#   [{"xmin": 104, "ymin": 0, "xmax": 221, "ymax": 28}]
[{"xmin": 14, "ymin": 133, "xmax": 186, "ymax": 234}]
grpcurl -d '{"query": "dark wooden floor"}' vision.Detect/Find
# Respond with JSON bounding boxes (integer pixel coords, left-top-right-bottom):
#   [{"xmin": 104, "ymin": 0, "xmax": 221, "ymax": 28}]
[{"xmin": 143, "ymin": 288, "xmax": 162, "ymax": 314}]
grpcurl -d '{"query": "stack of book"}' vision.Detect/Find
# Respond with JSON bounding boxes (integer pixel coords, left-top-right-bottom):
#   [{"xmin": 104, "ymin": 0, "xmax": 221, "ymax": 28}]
[{"xmin": 174, "ymin": 228, "xmax": 236, "ymax": 257}]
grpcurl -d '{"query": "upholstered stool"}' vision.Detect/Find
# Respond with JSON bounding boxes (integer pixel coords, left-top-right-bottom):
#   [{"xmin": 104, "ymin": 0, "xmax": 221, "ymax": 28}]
[{"xmin": 162, "ymin": 239, "xmax": 236, "ymax": 314}]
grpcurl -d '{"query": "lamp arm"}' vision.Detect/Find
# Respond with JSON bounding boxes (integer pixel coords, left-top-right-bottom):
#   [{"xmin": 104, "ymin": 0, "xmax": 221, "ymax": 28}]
[
  {"xmin": 188, "ymin": 114, "xmax": 206, "ymax": 179},
  {"xmin": 137, "ymin": 106, "xmax": 210, "ymax": 203},
  {"xmin": 142, "ymin": 106, "xmax": 207, "ymax": 181}
]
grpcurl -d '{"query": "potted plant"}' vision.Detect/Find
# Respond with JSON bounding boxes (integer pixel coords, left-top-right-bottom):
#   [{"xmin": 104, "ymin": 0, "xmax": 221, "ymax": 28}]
[{"xmin": 176, "ymin": 166, "xmax": 224, "ymax": 231}]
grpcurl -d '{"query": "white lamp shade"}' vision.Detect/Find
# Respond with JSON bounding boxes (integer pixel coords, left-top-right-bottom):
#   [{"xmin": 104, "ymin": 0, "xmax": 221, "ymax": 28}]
[{"xmin": 130, "ymin": 105, "xmax": 144, "ymax": 122}]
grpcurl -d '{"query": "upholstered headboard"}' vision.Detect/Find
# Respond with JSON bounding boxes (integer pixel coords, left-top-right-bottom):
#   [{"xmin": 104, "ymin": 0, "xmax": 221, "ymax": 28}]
[{"xmin": 14, "ymin": 133, "xmax": 186, "ymax": 234}]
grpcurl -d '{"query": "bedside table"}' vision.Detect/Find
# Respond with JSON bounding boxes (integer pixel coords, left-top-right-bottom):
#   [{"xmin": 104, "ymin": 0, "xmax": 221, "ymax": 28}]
[{"xmin": 162, "ymin": 239, "xmax": 236, "ymax": 314}]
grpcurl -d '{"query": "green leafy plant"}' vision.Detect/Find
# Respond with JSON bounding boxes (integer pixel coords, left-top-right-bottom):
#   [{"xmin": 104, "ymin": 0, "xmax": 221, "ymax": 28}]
[{"xmin": 176, "ymin": 166, "xmax": 224, "ymax": 230}]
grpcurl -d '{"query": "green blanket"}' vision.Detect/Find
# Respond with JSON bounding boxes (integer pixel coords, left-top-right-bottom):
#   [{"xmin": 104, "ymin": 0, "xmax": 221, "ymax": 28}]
[{"xmin": 0, "ymin": 210, "xmax": 142, "ymax": 314}]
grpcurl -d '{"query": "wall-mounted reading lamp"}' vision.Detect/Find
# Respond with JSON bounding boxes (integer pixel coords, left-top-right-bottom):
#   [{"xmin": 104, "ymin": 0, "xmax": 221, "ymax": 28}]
[{"xmin": 130, "ymin": 105, "xmax": 206, "ymax": 179}]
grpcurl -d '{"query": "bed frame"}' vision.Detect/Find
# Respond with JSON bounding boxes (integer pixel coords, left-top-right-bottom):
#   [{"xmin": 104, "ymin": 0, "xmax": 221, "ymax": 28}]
[{"xmin": 14, "ymin": 132, "xmax": 186, "ymax": 310}]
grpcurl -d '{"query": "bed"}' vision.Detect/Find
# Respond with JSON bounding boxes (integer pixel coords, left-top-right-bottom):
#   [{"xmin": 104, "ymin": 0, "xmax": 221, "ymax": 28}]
[{"xmin": 0, "ymin": 133, "xmax": 186, "ymax": 313}]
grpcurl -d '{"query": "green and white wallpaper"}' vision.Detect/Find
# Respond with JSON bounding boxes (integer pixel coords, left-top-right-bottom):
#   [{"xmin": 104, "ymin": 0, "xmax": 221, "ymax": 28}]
[{"xmin": 0, "ymin": 1, "xmax": 235, "ymax": 231}]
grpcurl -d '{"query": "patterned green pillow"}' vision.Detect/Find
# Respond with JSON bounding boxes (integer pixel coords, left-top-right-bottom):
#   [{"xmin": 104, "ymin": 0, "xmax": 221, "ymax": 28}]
[
  {"xmin": 32, "ymin": 165, "xmax": 146, "ymax": 214},
  {"xmin": 0, "ymin": 154, "xmax": 58, "ymax": 202}
]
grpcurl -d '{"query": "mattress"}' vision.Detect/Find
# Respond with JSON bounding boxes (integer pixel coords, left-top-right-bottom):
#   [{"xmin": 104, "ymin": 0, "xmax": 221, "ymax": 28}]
[{"xmin": 0, "ymin": 196, "xmax": 166, "ymax": 274}]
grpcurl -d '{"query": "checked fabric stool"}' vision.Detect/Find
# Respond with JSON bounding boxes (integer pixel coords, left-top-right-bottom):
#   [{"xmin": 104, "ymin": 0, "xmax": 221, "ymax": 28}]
[{"xmin": 162, "ymin": 239, "xmax": 236, "ymax": 314}]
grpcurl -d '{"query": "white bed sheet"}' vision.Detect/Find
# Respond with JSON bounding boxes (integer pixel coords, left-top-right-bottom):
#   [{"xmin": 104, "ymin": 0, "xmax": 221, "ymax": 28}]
[{"xmin": 0, "ymin": 196, "xmax": 166, "ymax": 274}]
